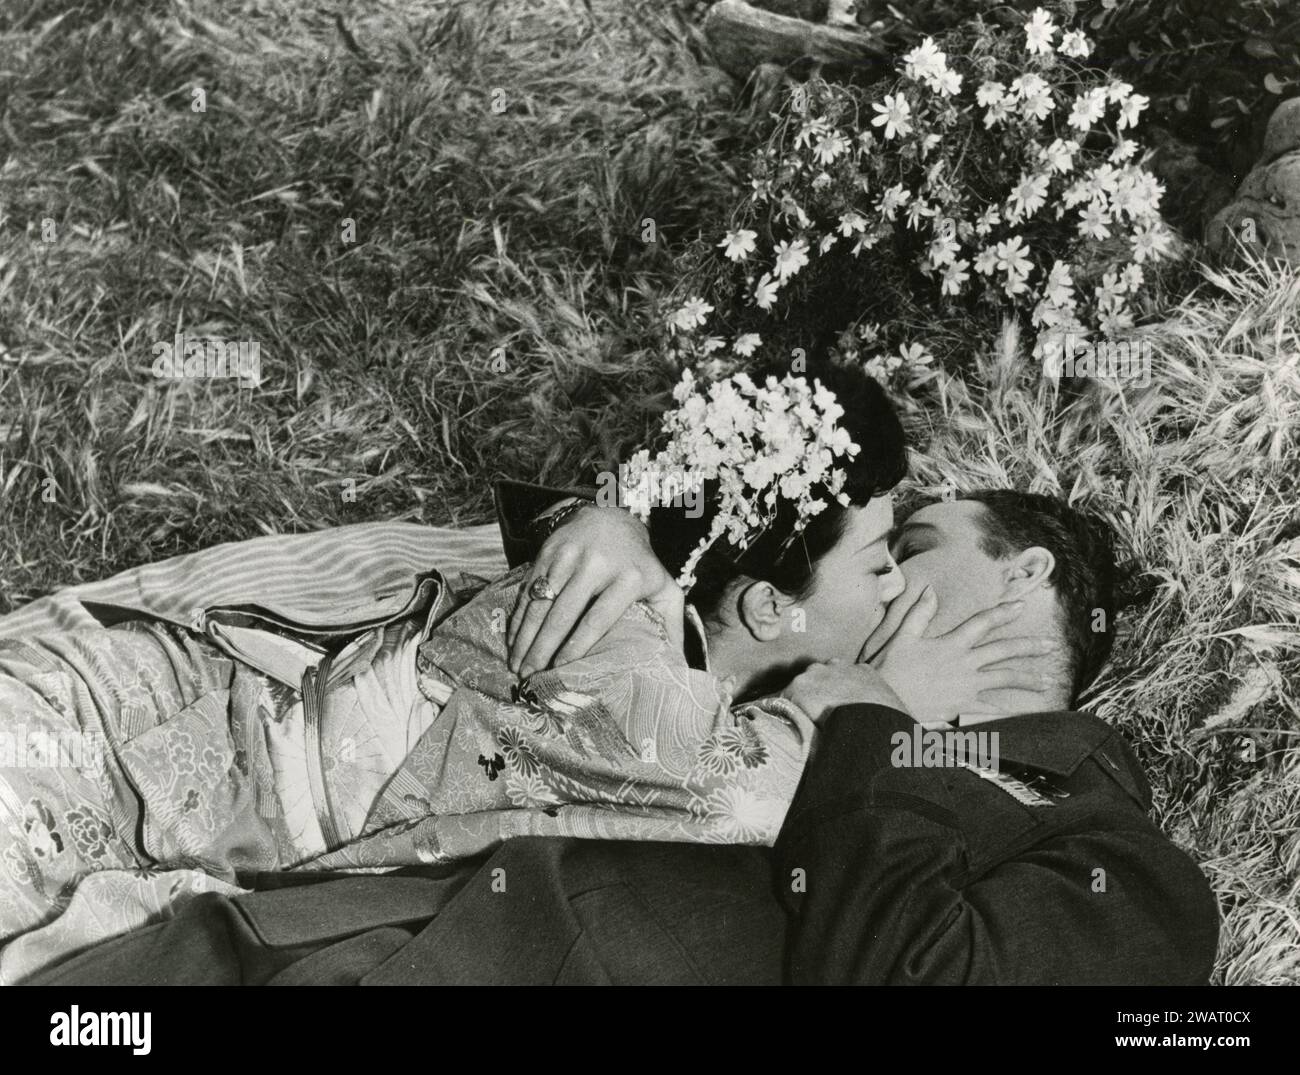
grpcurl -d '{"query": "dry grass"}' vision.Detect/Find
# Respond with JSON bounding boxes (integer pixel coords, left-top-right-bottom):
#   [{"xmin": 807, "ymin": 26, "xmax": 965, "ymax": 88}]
[
  {"xmin": 1, "ymin": 0, "xmax": 731, "ymax": 606},
  {"xmin": 1, "ymin": 0, "xmax": 1296, "ymax": 984},
  {"xmin": 907, "ymin": 261, "xmax": 1300, "ymax": 984}
]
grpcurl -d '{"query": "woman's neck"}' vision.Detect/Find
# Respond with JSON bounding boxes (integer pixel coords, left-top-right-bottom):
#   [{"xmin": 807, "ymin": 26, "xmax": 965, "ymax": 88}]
[{"xmin": 702, "ymin": 621, "xmax": 803, "ymax": 703}]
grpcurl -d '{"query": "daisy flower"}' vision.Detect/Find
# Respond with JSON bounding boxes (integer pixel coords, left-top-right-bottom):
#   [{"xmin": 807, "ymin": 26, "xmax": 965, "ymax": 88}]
[
  {"xmin": 1131, "ymin": 222, "xmax": 1173, "ymax": 264},
  {"xmin": 983, "ymin": 97, "xmax": 1013, "ymax": 128},
  {"xmin": 935, "ymin": 68, "xmax": 963, "ymax": 97},
  {"xmin": 941, "ymin": 258, "xmax": 971, "ymax": 297},
  {"xmin": 1117, "ymin": 92, "xmax": 1150, "ymax": 131},
  {"xmin": 1043, "ymin": 260, "xmax": 1076, "ymax": 307},
  {"xmin": 903, "ymin": 37, "xmax": 947, "ymax": 83},
  {"xmin": 976, "ymin": 81, "xmax": 1008, "ymax": 108},
  {"xmin": 1007, "ymin": 171, "xmax": 1051, "ymax": 222},
  {"xmin": 732, "ymin": 333, "xmax": 762, "ymax": 357},
  {"xmin": 812, "ymin": 131, "xmax": 850, "ymax": 167},
  {"xmin": 871, "ymin": 93, "xmax": 913, "ymax": 141},
  {"xmin": 905, "ymin": 198, "xmax": 936, "ymax": 231},
  {"xmin": 1042, "ymin": 137, "xmax": 1079, "ymax": 174},
  {"xmin": 753, "ymin": 273, "xmax": 779, "ymax": 310},
  {"xmin": 1068, "ymin": 88, "xmax": 1108, "ymax": 132},
  {"xmin": 1106, "ymin": 80, "xmax": 1135, "ymax": 105},
  {"xmin": 1109, "ymin": 139, "xmax": 1138, "ymax": 164},
  {"xmin": 974, "ymin": 205, "xmax": 1002, "ymax": 237},
  {"xmin": 1059, "ymin": 30, "xmax": 1092, "ymax": 58},
  {"xmin": 1078, "ymin": 201, "xmax": 1112, "ymax": 240},
  {"xmin": 718, "ymin": 228, "xmax": 758, "ymax": 262},
  {"xmin": 974, "ymin": 246, "xmax": 1000, "ymax": 275},
  {"xmin": 672, "ymin": 297, "xmax": 713, "ymax": 332},
  {"xmin": 996, "ymin": 236, "xmax": 1033, "ymax": 279},
  {"xmin": 772, "ymin": 237, "xmax": 810, "ymax": 282},
  {"xmin": 837, "ymin": 211, "xmax": 869, "ymax": 236},
  {"xmin": 1098, "ymin": 307, "xmax": 1135, "ymax": 337},
  {"xmin": 928, "ymin": 231, "xmax": 960, "ymax": 268},
  {"xmin": 878, "ymin": 183, "xmax": 911, "ymax": 221},
  {"xmin": 1024, "ymin": 8, "xmax": 1057, "ymax": 56}
]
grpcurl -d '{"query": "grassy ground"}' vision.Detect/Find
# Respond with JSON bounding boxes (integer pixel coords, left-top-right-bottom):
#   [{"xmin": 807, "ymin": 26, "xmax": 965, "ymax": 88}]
[
  {"xmin": 2, "ymin": 0, "xmax": 1297, "ymax": 982},
  {"xmin": 1, "ymin": 0, "xmax": 736, "ymax": 604}
]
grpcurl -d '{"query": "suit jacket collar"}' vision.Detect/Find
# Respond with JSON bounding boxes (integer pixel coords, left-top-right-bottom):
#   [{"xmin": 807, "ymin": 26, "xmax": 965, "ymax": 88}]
[{"xmin": 958, "ymin": 710, "xmax": 1152, "ymax": 810}]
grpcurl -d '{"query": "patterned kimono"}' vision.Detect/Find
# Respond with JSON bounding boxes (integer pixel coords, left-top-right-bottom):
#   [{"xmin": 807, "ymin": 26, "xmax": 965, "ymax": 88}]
[
  {"xmin": 0, "ymin": 563, "xmax": 814, "ymax": 978},
  {"xmin": 309, "ymin": 565, "xmax": 815, "ymax": 868}
]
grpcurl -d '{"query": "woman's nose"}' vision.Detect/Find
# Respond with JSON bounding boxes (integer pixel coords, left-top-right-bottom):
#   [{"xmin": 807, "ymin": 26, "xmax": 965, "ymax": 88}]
[{"xmin": 881, "ymin": 561, "xmax": 907, "ymax": 603}]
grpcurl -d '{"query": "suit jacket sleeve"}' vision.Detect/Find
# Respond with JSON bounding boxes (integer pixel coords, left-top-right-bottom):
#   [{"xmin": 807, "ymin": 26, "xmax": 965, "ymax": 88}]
[
  {"xmin": 493, "ymin": 479, "xmax": 598, "ymax": 568},
  {"xmin": 773, "ymin": 704, "xmax": 1219, "ymax": 985}
]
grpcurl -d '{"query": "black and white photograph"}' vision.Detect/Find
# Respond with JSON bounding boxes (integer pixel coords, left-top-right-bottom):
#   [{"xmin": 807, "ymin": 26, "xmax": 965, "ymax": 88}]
[{"xmin": 0, "ymin": 0, "xmax": 1296, "ymax": 1040}]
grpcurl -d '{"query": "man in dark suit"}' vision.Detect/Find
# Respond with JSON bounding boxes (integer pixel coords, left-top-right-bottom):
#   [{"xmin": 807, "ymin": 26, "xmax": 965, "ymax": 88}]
[{"xmin": 27, "ymin": 485, "xmax": 1219, "ymax": 986}]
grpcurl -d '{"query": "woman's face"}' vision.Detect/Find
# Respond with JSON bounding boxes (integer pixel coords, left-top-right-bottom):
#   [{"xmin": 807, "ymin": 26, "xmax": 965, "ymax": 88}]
[{"xmin": 784, "ymin": 497, "xmax": 906, "ymax": 663}]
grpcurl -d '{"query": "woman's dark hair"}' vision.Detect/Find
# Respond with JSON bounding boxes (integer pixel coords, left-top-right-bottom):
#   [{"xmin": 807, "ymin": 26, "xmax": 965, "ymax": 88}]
[{"xmin": 647, "ymin": 359, "xmax": 907, "ymax": 622}]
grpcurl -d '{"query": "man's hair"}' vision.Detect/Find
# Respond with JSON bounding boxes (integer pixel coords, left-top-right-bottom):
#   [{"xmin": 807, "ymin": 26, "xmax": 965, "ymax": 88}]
[
  {"xmin": 960, "ymin": 490, "xmax": 1117, "ymax": 705},
  {"xmin": 648, "ymin": 358, "xmax": 907, "ymax": 621}
]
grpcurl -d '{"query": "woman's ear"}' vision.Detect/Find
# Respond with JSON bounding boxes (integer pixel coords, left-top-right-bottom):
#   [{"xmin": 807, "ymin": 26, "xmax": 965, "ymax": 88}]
[
  {"xmin": 1003, "ymin": 545, "xmax": 1056, "ymax": 597},
  {"xmin": 736, "ymin": 580, "xmax": 792, "ymax": 642}
]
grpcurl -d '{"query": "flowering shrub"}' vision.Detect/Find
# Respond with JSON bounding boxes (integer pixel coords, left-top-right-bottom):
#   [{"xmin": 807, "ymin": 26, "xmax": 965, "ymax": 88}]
[
  {"xmin": 666, "ymin": 4, "xmax": 1184, "ymax": 386},
  {"xmin": 621, "ymin": 369, "xmax": 859, "ymax": 589}
]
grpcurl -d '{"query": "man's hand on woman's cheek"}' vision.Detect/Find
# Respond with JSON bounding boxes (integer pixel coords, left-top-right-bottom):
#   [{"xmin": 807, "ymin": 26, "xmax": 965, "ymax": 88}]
[{"xmin": 507, "ymin": 506, "xmax": 684, "ymax": 677}]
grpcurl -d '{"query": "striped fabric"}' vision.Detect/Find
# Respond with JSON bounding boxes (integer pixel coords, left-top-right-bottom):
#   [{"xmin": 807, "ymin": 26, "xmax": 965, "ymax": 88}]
[{"xmin": 0, "ymin": 522, "xmax": 509, "ymax": 641}]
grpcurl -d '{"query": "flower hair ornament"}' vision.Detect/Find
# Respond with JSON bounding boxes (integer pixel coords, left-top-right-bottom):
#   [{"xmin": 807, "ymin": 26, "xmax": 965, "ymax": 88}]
[{"xmin": 619, "ymin": 368, "xmax": 860, "ymax": 590}]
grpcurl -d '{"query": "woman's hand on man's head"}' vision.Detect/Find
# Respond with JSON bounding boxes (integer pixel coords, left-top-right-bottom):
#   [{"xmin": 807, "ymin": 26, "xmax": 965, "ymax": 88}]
[{"xmin": 508, "ymin": 506, "xmax": 684, "ymax": 678}]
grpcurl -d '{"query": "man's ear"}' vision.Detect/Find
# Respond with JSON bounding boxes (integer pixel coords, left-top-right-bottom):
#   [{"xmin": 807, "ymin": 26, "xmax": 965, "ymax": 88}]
[
  {"xmin": 1002, "ymin": 545, "xmax": 1056, "ymax": 597},
  {"xmin": 736, "ymin": 579, "xmax": 792, "ymax": 642}
]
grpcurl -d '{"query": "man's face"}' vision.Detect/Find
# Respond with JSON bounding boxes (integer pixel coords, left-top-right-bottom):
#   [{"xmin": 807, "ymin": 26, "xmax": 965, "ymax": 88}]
[{"xmin": 888, "ymin": 500, "xmax": 1013, "ymax": 634}]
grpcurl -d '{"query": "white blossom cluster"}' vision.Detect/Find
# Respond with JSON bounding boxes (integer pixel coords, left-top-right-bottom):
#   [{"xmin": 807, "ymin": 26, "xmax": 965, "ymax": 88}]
[
  {"xmin": 622, "ymin": 369, "xmax": 860, "ymax": 590},
  {"xmin": 668, "ymin": 6, "xmax": 1178, "ymax": 379}
]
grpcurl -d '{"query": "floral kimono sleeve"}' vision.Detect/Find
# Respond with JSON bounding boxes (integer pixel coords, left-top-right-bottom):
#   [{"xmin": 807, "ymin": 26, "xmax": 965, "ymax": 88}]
[{"xmin": 333, "ymin": 565, "xmax": 817, "ymax": 866}]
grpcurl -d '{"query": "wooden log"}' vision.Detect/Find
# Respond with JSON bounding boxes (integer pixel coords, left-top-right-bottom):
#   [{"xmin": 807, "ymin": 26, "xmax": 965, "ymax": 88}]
[
  {"xmin": 703, "ymin": 0, "xmax": 889, "ymax": 81},
  {"xmin": 748, "ymin": 0, "xmax": 829, "ymax": 22}
]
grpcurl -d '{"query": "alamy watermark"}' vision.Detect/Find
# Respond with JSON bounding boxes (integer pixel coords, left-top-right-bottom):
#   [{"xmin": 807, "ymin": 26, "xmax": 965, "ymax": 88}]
[
  {"xmin": 1043, "ymin": 333, "xmax": 1152, "ymax": 387},
  {"xmin": 50, "ymin": 1007, "xmax": 151, "ymax": 1055},
  {"xmin": 0, "ymin": 726, "xmax": 105, "ymax": 774},
  {"xmin": 891, "ymin": 723, "xmax": 1000, "ymax": 771},
  {"xmin": 594, "ymin": 463, "xmax": 705, "ymax": 518},
  {"xmin": 152, "ymin": 332, "xmax": 262, "ymax": 387}
]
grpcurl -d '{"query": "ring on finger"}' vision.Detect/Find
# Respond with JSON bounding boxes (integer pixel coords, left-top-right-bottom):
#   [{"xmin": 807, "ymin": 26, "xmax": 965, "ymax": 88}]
[{"xmin": 528, "ymin": 575, "xmax": 558, "ymax": 602}]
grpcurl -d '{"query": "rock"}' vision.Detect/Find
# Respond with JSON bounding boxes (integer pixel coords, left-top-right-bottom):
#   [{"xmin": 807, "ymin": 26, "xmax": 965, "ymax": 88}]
[
  {"xmin": 703, "ymin": 0, "xmax": 889, "ymax": 82},
  {"xmin": 1209, "ymin": 97, "xmax": 1300, "ymax": 265},
  {"xmin": 1261, "ymin": 96, "xmax": 1300, "ymax": 164}
]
